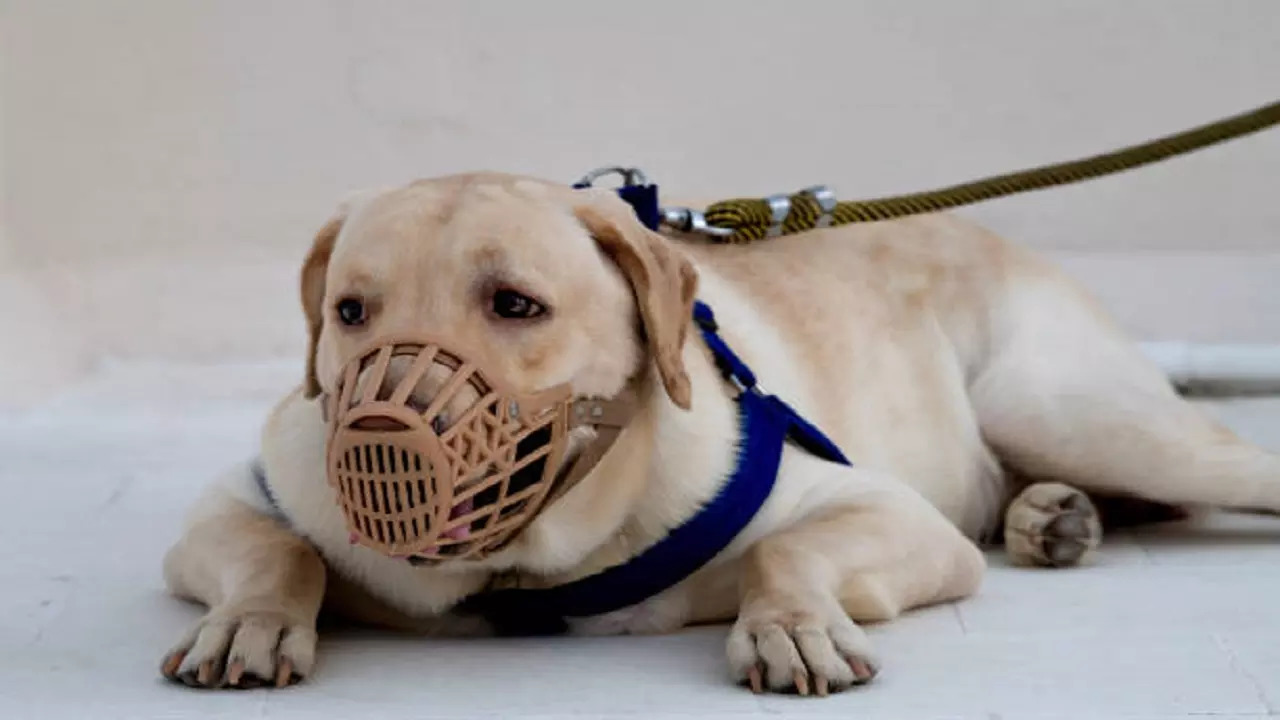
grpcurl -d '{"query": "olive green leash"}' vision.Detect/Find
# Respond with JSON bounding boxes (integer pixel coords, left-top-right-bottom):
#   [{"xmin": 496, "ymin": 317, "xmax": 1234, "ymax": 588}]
[{"xmin": 578, "ymin": 98, "xmax": 1280, "ymax": 244}]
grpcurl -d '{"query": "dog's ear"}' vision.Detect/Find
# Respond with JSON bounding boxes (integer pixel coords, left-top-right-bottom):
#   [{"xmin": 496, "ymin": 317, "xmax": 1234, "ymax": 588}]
[
  {"xmin": 573, "ymin": 193, "xmax": 699, "ymax": 410},
  {"xmin": 300, "ymin": 211, "xmax": 347, "ymax": 399}
]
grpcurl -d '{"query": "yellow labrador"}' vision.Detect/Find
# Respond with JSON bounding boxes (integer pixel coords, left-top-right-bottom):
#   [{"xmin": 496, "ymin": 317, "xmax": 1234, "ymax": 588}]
[{"xmin": 160, "ymin": 172, "xmax": 1280, "ymax": 694}]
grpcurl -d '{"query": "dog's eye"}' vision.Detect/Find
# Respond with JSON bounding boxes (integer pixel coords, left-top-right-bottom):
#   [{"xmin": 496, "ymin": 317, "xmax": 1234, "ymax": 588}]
[
  {"xmin": 336, "ymin": 297, "xmax": 367, "ymax": 327},
  {"xmin": 491, "ymin": 289, "xmax": 546, "ymax": 320}
]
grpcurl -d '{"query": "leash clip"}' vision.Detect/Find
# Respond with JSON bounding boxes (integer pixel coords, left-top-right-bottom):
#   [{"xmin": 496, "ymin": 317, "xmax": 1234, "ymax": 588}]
[
  {"xmin": 576, "ymin": 165, "xmax": 664, "ymax": 231},
  {"xmin": 660, "ymin": 206, "xmax": 735, "ymax": 239},
  {"xmin": 574, "ymin": 166, "xmax": 650, "ymax": 189},
  {"xmin": 573, "ymin": 165, "xmax": 735, "ymax": 239}
]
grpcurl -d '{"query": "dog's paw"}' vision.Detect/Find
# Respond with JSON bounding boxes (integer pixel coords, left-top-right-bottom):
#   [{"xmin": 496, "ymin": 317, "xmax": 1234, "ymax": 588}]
[
  {"xmin": 160, "ymin": 608, "xmax": 317, "ymax": 690},
  {"xmin": 1004, "ymin": 482, "xmax": 1102, "ymax": 568},
  {"xmin": 727, "ymin": 605, "xmax": 879, "ymax": 696}
]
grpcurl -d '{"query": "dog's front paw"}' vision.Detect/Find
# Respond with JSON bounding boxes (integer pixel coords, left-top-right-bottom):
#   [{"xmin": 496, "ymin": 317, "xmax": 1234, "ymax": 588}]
[
  {"xmin": 160, "ymin": 607, "xmax": 317, "ymax": 689},
  {"xmin": 727, "ymin": 603, "xmax": 879, "ymax": 696}
]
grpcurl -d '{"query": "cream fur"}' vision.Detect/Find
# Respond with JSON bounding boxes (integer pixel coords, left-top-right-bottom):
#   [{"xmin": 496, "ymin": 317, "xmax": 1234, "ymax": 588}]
[{"xmin": 159, "ymin": 172, "xmax": 1280, "ymax": 694}]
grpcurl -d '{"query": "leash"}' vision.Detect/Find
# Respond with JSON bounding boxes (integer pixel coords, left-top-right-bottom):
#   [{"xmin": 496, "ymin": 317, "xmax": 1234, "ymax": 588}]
[{"xmin": 577, "ymin": 98, "xmax": 1280, "ymax": 244}]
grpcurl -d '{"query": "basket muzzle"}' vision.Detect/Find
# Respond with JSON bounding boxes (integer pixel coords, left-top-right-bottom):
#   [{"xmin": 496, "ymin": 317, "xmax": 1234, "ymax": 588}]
[
  {"xmin": 324, "ymin": 335, "xmax": 577, "ymax": 563},
  {"xmin": 323, "ymin": 335, "xmax": 635, "ymax": 564}
]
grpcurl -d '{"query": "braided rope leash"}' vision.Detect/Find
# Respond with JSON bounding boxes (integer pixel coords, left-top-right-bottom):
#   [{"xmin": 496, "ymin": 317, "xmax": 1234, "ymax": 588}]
[{"xmin": 640, "ymin": 98, "xmax": 1280, "ymax": 244}]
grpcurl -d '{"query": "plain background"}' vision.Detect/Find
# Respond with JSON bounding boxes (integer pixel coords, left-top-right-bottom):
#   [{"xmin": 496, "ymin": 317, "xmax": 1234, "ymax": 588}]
[{"xmin": 2, "ymin": 0, "xmax": 1279, "ymax": 406}]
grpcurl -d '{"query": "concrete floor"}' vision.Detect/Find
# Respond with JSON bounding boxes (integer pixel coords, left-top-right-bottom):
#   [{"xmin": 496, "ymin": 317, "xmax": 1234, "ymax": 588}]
[{"xmin": 4, "ymin": 359, "xmax": 1280, "ymax": 720}]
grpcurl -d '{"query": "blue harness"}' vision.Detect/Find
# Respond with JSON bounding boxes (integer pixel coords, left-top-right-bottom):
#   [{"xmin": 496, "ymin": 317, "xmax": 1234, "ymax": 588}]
[
  {"xmin": 255, "ymin": 177, "xmax": 851, "ymax": 635},
  {"xmin": 458, "ymin": 301, "xmax": 849, "ymax": 634},
  {"xmin": 454, "ymin": 179, "xmax": 851, "ymax": 634}
]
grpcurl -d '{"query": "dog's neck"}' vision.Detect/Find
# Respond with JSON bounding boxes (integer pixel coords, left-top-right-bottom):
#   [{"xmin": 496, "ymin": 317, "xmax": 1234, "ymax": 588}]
[{"xmin": 503, "ymin": 325, "xmax": 742, "ymax": 584}]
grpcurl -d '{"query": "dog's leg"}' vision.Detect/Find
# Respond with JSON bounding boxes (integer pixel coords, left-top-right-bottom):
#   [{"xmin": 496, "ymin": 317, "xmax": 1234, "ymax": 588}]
[
  {"xmin": 972, "ymin": 267, "xmax": 1280, "ymax": 514},
  {"xmin": 728, "ymin": 472, "xmax": 985, "ymax": 695},
  {"xmin": 159, "ymin": 465, "xmax": 325, "ymax": 689}
]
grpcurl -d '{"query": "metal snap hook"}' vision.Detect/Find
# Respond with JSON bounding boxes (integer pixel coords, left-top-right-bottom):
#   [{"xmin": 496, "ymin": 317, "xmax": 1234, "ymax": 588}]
[
  {"xmin": 575, "ymin": 166, "xmax": 737, "ymax": 239},
  {"xmin": 575, "ymin": 166, "xmax": 649, "ymax": 188},
  {"xmin": 659, "ymin": 206, "xmax": 735, "ymax": 239}
]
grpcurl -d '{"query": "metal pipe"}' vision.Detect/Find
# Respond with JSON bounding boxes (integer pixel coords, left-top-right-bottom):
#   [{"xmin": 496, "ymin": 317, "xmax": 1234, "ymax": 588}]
[{"xmin": 1141, "ymin": 342, "xmax": 1280, "ymax": 396}]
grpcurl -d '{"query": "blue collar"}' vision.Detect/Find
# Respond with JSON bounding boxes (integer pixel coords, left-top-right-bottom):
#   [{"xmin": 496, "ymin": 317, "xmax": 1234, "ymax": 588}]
[{"xmin": 459, "ymin": 301, "xmax": 850, "ymax": 635}]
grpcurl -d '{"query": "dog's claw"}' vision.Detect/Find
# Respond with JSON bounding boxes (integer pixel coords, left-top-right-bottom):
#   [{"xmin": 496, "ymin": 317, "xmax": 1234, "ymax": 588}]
[
  {"xmin": 196, "ymin": 660, "xmax": 217, "ymax": 687},
  {"xmin": 275, "ymin": 658, "xmax": 294, "ymax": 688},
  {"xmin": 160, "ymin": 651, "xmax": 185, "ymax": 679},
  {"xmin": 848, "ymin": 656, "xmax": 877, "ymax": 683},
  {"xmin": 794, "ymin": 670, "xmax": 810, "ymax": 696},
  {"xmin": 730, "ymin": 609, "xmax": 878, "ymax": 696},
  {"xmin": 227, "ymin": 659, "xmax": 245, "ymax": 687}
]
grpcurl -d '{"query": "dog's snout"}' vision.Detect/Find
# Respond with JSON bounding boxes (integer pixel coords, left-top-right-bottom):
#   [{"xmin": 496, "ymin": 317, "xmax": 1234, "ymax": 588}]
[{"xmin": 351, "ymin": 352, "xmax": 482, "ymax": 432}]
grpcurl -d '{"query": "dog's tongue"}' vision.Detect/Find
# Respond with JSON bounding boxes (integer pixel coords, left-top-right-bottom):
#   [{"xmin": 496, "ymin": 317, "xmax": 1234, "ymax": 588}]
[{"xmin": 444, "ymin": 498, "xmax": 474, "ymax": 540}]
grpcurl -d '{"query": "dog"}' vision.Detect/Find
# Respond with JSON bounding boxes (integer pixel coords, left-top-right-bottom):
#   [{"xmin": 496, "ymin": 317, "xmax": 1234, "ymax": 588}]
[{"xmin": 159, "ymin": 172, "xmax": 1280, "ymax": 694}]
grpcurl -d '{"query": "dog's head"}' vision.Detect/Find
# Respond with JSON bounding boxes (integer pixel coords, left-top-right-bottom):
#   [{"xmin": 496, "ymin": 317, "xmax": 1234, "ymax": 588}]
[{"xmin": 299, "ymin": 173, "xmax": 699, "ymax": 565}]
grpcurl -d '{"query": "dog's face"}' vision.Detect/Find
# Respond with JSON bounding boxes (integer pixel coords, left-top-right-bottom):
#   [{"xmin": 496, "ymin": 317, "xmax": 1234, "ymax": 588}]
[{"xmin": 298, "ymin": 173, "xmax": 698, "ymax": 562}]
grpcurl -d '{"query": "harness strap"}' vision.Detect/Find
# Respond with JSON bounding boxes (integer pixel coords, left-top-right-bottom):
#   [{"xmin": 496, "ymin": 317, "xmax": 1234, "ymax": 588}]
[
  {"xmin": 693, "ymin": 302, "xmax": 850, "ymax": 466},
  {"xmin": 461, "ymin": 386, "xmax": 782, "ymax": 634},
  {"xmin": 458, "ymin": 302, "xmax": 850, "ymax": 635}
]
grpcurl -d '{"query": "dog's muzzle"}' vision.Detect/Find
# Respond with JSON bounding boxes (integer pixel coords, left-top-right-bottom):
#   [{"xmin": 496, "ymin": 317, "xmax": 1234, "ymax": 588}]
[{"xmin": 322, "ymin": 335, "xmax": 634, "ymax": 564}]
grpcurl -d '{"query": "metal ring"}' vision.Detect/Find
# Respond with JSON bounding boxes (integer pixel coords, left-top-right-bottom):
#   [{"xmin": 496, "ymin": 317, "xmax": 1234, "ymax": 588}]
[
  {"xmin": 764, "ymin": 194, "xmax": 791, "ymax": 238},
  {"xmin": 575, "ymin": 166, "xmax": 649, "ymax": 188},
  {"xmin": 801, "ymin": 185, "xmax": 837, "ymax": 228}
]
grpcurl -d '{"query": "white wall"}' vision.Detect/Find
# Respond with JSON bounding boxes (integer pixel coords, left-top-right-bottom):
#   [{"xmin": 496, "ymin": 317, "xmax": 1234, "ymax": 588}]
[
  {"xmin": 1, "ymin": 17, "xmax": 92, "ymax": 408},
  {"xmin": 3, "ymin": 1, "xmax": 1279, "ymax": 393}
]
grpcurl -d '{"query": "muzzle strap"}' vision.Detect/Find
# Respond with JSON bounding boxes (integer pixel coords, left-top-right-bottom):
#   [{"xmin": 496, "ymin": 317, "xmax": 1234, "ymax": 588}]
[{"xmin": 543, "ymin": 388, "xmax": 641, "ymax": 507}]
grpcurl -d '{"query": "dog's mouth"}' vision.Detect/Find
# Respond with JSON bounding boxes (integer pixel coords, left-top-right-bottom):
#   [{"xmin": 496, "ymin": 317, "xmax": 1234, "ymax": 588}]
[{"xmin": 405, "ymin": 425, "xmax": 555, "ymax": 565}]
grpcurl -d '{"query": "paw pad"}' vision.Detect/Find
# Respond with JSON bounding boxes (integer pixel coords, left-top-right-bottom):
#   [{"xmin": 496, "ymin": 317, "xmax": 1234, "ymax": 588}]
[{"xmin": 1005, "ymin": 483, "xmax": 1102, "ymax": 568}]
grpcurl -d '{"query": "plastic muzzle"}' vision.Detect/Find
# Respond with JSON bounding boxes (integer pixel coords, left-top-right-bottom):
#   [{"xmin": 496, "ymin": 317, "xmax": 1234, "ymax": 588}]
[{"xmin": 325, "ymin": 337, "xmax": 572, "ymax": 563}]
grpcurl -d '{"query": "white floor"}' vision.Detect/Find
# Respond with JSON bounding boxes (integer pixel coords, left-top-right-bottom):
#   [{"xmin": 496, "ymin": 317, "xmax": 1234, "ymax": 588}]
[{"xmin": 4, "ymin": 360, "xmax": 1280, "ymax": 720}]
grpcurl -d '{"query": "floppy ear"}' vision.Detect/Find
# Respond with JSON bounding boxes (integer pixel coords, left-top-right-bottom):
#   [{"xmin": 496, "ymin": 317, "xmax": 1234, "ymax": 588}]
[
  {"xmin": 300, "ymin": 212, "xmax": 347, "ymax": 399},
  {"xmin": 573, "ymin": 193, "xmax": 699, "ymax": 410}
]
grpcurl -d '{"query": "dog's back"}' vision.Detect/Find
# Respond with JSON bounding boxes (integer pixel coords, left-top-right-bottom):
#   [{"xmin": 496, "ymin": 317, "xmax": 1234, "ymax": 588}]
[{"xmin": 681, "ymin": 214, "xmax": 1022, "ymax": 536}]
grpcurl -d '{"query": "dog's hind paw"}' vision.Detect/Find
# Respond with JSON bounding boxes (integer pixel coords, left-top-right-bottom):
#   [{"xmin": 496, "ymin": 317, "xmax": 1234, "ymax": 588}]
[{"xmin": 1004, "ymin": 482, "xmax": 1102, "ymax": 568}]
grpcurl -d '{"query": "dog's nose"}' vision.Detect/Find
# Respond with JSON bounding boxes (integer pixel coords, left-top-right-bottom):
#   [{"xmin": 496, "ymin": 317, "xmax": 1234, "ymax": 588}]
[{"xmin": 351, "ymin": 352, "xmax": 481, "ymax": 433}]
